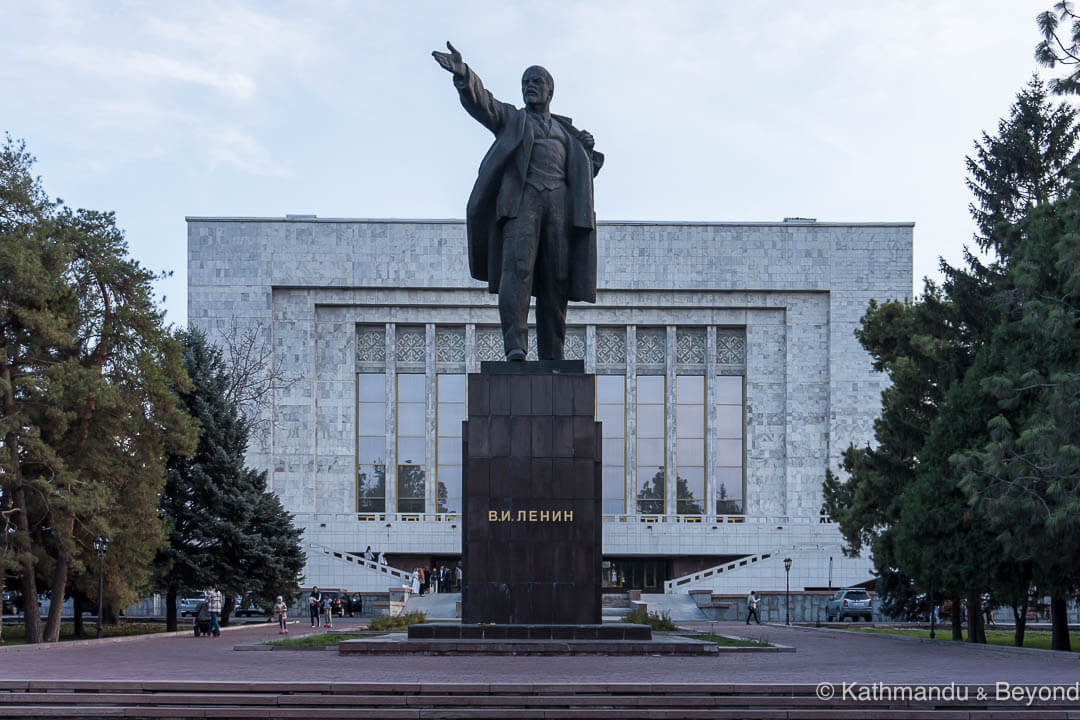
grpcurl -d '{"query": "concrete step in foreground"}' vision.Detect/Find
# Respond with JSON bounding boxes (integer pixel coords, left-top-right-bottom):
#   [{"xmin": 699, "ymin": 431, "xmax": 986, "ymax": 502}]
[{"xmin": 1, "ymin": 681, "xmax": 1079, "ymax": 718}]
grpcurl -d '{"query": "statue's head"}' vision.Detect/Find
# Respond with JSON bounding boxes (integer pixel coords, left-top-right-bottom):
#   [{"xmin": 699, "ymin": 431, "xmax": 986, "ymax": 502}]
[{"xmin": 521, "ymin": 65, "xmax": 553, "ymax": 107}]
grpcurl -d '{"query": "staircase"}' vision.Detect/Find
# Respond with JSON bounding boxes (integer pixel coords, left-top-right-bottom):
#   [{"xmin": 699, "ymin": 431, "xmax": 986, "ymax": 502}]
[
  {"xmin": 0, "ymin": 680, "xmax": 1072, "ymax": 718},
  {"xmin": 664, "ymin": 551, "xmax": 774, "ymax": 592}
]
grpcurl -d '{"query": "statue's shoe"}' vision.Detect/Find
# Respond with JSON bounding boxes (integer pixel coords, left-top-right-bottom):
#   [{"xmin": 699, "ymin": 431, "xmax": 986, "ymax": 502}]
[{"xmin": 506, "ymin": 349, "xmax": 526, "ymax": 361}]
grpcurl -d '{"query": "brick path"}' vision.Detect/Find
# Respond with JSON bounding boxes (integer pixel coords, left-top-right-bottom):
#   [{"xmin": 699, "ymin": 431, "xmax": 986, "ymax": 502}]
[{"xmin": 1, "ymin": 621, "xmax": 1077, "ymax": 685}]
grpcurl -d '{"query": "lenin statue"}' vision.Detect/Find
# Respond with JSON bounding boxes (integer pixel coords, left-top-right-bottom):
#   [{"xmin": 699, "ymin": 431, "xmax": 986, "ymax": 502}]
[{"xmin": 433, "ymin": 42, "xmax": 604, "ymax": 361}]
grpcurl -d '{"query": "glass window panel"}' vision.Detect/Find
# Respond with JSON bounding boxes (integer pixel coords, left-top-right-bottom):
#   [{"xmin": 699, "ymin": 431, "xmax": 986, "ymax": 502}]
[
  {"xmin": 440, "ymin": 497, "xmax": 462, "ymax": 514},
  {"xmin": 437, "ymin": 437, "xmax": 463, "ymax": 464},
  {"xmin": 357, "ymin": 465, "xmax": 386, "ymax": 497},
  {"xmin": 397, "ymin": 465, "xmax": 425, "ymax": 502},
  {"xmin": 398, "ymin": 403, "xmax": 425, "ymax": 433},
  {"xmin": 714, "ymin": 467, "xmax": 743, "ymax": 499},
  {"xmin": 637, "ymin": 407, "xmax": 665, "ymax": 437},
  {"xmin": 397, "ymin": 497, "xmax": 425, "ymax": 514},
  {"xmin": 357, "ymin": 438, "xmax": 385, "ymax": 465},
  {"xmin": 677, "ymin": 438, "xmax": 704, "ymax": 465},
  {"xmin": 638, "ymin": 438, "xmax": 665, "ymax": 466},
  {"xmin": 397, "ymin": 373, "xmax": 425, "ymax": 402},
  {"xmin": 437, "ymin": 374, "xmax": 466, "ymax": 403},
  {"xmin": 357, "ymin": 402, "xmax": 385, "ymax": 433},
  {"xmin": 597, "ymin": 405, "xmax": 625, "ymax": 437},
  {"xmin": 716, "ymin": 404, "xmax": 743, "ymax": 438},
  {"xmin": 637, "ymin": 375, "xmax": 664, "ymax": 404},
  {"xmin": 437, "ymin": 463, "xmax": 461, "ymax": 489},
  {"xmin": 437, "ymin": 403, "xmax": 465, "ymax": 435},
  {"xmin": 716, "ymin": 375, "xmax": 743, "ymax": 404},
  {"xmin": 678, "ymin": 467, "xmax": 705, "ymax": 498},
  {"xmin": 715, "ymin": 438, "xmax": 743, "ymax": 466},
  {"xmin": 636, "ymin": 466, "xmax": 664, "ymax": 511},
  {"xmin": 603, "ymin": 498, "xmax": 625, "ymax": 515},
  {"xmin": 602, "ymin": 438, "xmax": 624, "ymax": 466},
  {"xmin": 397, "ymin": 437, "xmax": 425, "ymax": 464},
  {"xmin": 597, "ymin": 375, "xmax": 625, "ymax": 403},
  {"xmin": 602, "ymin": 466, "xmax": 624, "ymax": 497},
  {"xmin": 357, "ymin": 374, "xmax": 384, "ymax": 402},
  {"xmin": 637, "ymin": 498, "xmax": 664, "ymax": 515},
  {"xmin": 676, "ymin": 405, "xmax": 704, "ymax": 437},
  {"xmin": 677, "ymin": 375, "xmax": 704, "ymax": 397},
  {"xmin": 357, "ymin": 497, "xmax": 385, "ymax": 513}
]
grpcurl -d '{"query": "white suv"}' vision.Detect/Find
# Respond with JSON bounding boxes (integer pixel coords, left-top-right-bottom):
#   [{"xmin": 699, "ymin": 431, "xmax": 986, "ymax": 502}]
[{"xmin": 826, "ymin": 588, "xmax": 873, "ymax": 622}]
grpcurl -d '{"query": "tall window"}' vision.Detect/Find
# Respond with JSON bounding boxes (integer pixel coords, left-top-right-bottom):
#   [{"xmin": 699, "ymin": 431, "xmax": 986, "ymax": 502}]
[
  {"xmin": 596, "ymin": 375, "xmax": 626, "ymax": 515},
  {"xmin": 436, "ymin": 374, "xmax": 465, "ymax": 514},
  {"xmin": 396, "ymin": 373, "xmax": 426, "ymax": 514},
  {"xmin": 676, "ymin": 375, "xmax": 705, "ymax": 514},
  {"xmin": 715, "ymin": 375, "xmax": 744, "ymax": 514},
  {"xmin": 635, "ymin": 375, "xmax": 665, "ymax": 515},
  {"xmin": 356, "ymin": 373, "xmax": 386, "ymax": 513}
]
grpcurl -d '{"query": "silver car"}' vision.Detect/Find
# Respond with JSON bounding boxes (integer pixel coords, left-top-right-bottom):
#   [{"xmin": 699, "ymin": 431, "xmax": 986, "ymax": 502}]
[
  {"xmin": 826, "ymin": 588, "xmax": 873, "ymax": 622},
  {"xmin": 178, "ymin": 597, "xmax": 204, "ymax": 617}
]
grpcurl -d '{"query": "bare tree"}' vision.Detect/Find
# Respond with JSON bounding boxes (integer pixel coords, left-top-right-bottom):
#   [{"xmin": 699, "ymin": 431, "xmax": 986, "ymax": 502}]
[{"xmin": 215, "ymin": 319, "xmax": 299, "ymax": 445}]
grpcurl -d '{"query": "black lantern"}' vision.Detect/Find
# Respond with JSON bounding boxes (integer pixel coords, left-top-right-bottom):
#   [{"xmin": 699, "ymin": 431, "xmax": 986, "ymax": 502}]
[
  {"xmin": 93, "ymin": 536, "xmax": 109, "ymax": 639},
  {"xmin": 783, "ymin": 557, "xmax": 792, "ymax": 625}
]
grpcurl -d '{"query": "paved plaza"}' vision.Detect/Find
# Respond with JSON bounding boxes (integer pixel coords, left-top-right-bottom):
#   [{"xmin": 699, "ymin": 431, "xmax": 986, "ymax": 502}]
[{"xmin": 1, "ymin": 621, "xmax": 1077, "ymax": 686}]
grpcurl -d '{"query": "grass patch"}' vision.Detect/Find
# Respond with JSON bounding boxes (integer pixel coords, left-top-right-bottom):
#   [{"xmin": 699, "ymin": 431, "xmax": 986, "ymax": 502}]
[
  {"xmin": 265, "ymin": 632, "xmax": 372, "ymax": 647},
  {"xmin": 623, "ymin": 608, "xmax": 678, "ymax": 631},
  {"xmin": 851, "ymin": 627, "xmax": 1080, "ymax": 651},
  {"xmin": 367, "ymin": 611, "xmax": 427, "ymax": 631},
  {"xmin": 689, "ymin": 632, "xmax": 772, "ymax": 648},
  {"xmin": 0, "ymin": 622, "xmax": 167, "ymax": 646}
]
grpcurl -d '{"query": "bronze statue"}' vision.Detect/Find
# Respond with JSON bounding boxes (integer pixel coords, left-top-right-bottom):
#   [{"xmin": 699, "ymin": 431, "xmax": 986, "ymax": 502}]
[{"xmin": 433, "ymin": 42, "xmax": 603, "ymax": 361}]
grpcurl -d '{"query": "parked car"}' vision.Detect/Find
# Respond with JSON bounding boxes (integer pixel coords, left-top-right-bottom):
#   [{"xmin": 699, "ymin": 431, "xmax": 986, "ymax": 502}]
[
  {"xmin": 2, "ymin": 590, "xmax": 17, "ymax": 615},
  {"xmin": 826, "ymin": 588, "xmax": 873, "ymax": 622},
  {"xmin": 233, "ymin": 595, "xmax": 267, "ymax": 618},
  {"xmin": 179, "ymin": 597, "xmax": 204, "ymax": 617}
]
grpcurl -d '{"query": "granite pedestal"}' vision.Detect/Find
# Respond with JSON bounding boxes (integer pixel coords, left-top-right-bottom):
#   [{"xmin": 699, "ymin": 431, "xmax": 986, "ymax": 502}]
[{"xmin": 461, "ymin": 361, "xmax": 602, "ymax": 625}]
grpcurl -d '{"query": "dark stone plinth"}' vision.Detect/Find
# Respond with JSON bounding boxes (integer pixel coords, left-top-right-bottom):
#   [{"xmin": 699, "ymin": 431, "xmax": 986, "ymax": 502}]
[
  {"xmin": 462, "ymin": 369, "xmax": 601, "ymax": 625},
  {"xmin": 408, "ymin": 623, "xmax": 652, "ymax": 641},
  {"xmin": 479, "ymin": 359, "xmax": 584, "ymax": 374}
]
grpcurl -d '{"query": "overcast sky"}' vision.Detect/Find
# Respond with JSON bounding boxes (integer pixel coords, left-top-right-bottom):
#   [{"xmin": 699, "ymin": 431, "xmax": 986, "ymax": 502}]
[{"xmin": 0, "ymin": 0, "xmax": 1062, "ymax": 326}]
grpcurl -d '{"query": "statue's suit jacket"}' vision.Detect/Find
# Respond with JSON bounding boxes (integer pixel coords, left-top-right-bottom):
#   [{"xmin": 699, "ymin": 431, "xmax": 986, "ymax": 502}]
[{"xmin": 454, "ymin": 65, "xmax": 604, "ymax": 303}]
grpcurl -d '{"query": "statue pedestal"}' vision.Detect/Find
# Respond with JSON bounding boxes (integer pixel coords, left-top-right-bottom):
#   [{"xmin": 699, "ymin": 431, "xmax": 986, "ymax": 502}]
[{"xmin": 461, "ymin": 361, "xmax": 601, "ymax": 624}]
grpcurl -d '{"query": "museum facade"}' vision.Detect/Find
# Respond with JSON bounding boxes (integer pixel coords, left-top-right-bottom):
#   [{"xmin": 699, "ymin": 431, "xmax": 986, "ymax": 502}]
[{"xmin": 187, "ymin": 216, "xmax": 912, "ymax": 595}]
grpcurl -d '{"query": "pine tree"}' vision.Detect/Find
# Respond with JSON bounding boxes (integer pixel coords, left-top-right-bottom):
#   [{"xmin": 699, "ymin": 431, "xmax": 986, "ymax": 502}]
[{"xmin": 157, "ymin": 330, "xmax": 304, "ymax": 631}]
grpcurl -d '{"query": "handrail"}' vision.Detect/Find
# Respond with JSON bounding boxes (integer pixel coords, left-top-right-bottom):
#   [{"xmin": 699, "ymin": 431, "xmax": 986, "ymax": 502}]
[
  {"xmin": 306, "ymin": 542, "xmax": 411, "ymax": 582},
  {"xmin": 663, "ymin": 549, "xmax": 780, "ymax": 593}
]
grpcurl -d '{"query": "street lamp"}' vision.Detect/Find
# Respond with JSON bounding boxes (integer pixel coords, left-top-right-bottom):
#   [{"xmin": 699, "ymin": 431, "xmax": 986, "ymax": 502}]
[
  {"xmin": 92, "ymin": 536, "xmax": 109, "ymax": 639},
  {"xmin": 783, "ymin": 557, "xmax": 792, "ymax": 625}
]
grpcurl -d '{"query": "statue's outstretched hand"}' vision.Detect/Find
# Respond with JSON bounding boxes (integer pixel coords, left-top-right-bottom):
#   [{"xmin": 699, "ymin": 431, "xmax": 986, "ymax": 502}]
[
  {"xmin": 432, "ymin": 41, "xmax": 465, "ymax": 76},
  {"xmin": 579, "ymin": 131, "xmax": 595, "ymax": 151}
]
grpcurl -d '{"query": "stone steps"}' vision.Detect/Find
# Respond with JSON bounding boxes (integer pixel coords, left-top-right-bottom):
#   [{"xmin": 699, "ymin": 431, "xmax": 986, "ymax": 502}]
[{"xmin": 0, "ymin": 681, "xmax": 1076, "ymax": 718}]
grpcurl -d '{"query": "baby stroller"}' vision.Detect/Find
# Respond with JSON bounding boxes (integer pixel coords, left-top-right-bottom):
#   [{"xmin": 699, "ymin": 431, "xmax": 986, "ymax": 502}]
[{"xmin": 193, "ymin": 601, "xmax": 212, "ymax": 637}]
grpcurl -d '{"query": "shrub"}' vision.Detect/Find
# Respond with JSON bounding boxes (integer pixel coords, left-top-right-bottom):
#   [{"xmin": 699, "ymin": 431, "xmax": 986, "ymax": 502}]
[
  {"xmin": 368, "ymin": 611, "xmax": 427, "ymax": 631},
  {"xmin": 622, "ymin": 608, "xmax": 677, "ymax": 631}
]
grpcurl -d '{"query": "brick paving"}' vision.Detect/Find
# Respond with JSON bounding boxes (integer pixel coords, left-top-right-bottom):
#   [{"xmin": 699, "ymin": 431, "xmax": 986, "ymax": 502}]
[{"xmin": 1, "ymin": 620, "xmax": 1078, "ymax": 686}]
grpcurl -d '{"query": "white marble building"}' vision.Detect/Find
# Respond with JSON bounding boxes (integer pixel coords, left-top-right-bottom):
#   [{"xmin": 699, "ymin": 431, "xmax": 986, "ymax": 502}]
[{"xmin": 187, "ymin": 216, "xmax": 911, "ymax": 595}]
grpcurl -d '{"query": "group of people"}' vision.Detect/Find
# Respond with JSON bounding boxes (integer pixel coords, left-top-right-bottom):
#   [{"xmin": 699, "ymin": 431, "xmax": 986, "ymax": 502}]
[
  {"xmin": 306, "ymin": 586, "xmax": 336, "ymax": 628},
  {"xmin": 410, "ymin": 564, "xmax": 461, "ymax": 595},
  {"xmin": 363, "ymin": 546, "xmax": 386, "ymax": 565}
]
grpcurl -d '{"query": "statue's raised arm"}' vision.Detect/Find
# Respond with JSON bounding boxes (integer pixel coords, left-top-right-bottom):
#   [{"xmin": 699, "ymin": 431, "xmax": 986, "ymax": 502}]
[{"xmin": 431, "ymin": 41, "xmax": 465, "ymax": 78}]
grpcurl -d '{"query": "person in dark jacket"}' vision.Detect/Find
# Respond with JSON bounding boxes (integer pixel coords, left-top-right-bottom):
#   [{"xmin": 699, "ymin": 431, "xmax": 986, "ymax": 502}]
[{"xmin": 433, "ymin": 42, "xmax": 603, "ymax": 361}]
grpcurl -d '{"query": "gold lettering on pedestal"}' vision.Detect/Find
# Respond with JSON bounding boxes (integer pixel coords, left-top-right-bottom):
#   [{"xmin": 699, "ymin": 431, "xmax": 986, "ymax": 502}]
[{"xmin": 485, "ymin": 509, "xmax": 577, "ymax": 523}]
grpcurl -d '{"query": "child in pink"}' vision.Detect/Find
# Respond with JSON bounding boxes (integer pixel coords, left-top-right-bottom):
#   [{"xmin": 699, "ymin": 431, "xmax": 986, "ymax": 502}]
[{"xmin": 274, "ymin": 596, "xmax": 288, "ymax": 633}]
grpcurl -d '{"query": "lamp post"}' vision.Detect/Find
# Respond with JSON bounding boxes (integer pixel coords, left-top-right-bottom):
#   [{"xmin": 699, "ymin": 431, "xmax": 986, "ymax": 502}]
[
  {"xmin": 783, "ymin": 557, "xmax": 792, "ymax": 625},
  {"xmin": 92, "ymin": 536, "xmax": 109, "ymax": 639}
]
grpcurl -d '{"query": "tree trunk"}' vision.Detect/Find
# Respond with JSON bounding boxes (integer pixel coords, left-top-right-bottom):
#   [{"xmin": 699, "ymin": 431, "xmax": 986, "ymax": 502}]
[
  {"xmin": 3, "ymin": 353, "xmax": 41, "ymax": 644},
  {"xmin": 1012, "ymin": 599, "xmax": 1027, "ymax": 648},
  {"xmin": 221, "ymin": 597, "xmax": 233, "ymax": 628},
  {"xmin": 73, "ymin": 593, "xmax": 85, "ymax": 637},
  {"xmin": 1051, "ymin": 593, "xmax": 1071, "ymax": 651},
  {"xmin": 951, "ymin": 596, "xmax": 963, "ymax": 641},
  {"xmin": 166, "ymin": 585, "xmax": 178, "ymax": 632},
  {"xmin": 966, "ymin": 590, "xmax": 985, "ymax": 643},
  {"xmin": 43, "ymin": 538, "xmax": 71, "ymax": 642}
]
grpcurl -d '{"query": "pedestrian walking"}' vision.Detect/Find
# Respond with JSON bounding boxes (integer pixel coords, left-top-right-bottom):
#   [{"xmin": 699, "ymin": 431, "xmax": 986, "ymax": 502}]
[
  {"xmin": 746, "ymin": 590, "xmax": 761, "ymax": 625},
  {"xmin": 205, "ymin": 585, "xmax": 223, "ymax": 637}
]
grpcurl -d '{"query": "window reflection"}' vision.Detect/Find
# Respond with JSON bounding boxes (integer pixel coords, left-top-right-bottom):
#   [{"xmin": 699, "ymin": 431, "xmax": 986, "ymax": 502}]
[
  {"xmin": 357, "ymin": 372, "xmax": 386, "ymax": 513},
  {"xmin": 436, "ymin": 374, "xmax": 465, "ymax": 514},
  {"xmin": 715, "ymin": 375, "xmax": 744, "ymax": 515},
  {"xmin": 675, "ymin": 375, "xmax": 704, "ymax": 515},
  {"xmin": 636, "ymin": 375, "xmax": 665, "ymax": 514},
  {"xmin": 596, "ymin": 375, "xmax": 626, "ymax": 515},
  {"xmin": 397, "ymin": 373, "xmax": 426, "ymax": 513}
]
